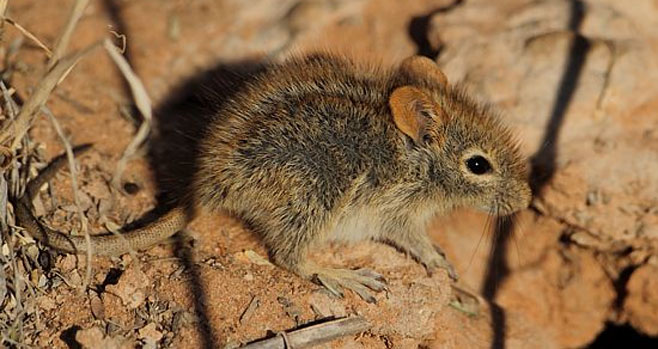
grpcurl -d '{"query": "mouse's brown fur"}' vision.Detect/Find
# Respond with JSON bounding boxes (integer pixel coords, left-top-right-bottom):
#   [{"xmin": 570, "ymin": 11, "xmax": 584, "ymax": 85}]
[{"xmin": 16, "ymin": 53, "xmax": 531, "ymax": 302}]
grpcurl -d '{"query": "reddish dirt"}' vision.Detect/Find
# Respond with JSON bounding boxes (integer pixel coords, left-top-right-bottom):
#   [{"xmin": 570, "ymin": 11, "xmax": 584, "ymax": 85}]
[{"xmin": 3, "ymin": 0, "xmax": 658, "ymax": 348}]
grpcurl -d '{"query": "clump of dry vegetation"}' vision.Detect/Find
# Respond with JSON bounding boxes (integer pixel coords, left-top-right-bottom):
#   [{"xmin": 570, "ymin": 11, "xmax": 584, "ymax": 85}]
[{"xmin": 0, "ymin": 0, "xmax": 152, "ymax": 345}]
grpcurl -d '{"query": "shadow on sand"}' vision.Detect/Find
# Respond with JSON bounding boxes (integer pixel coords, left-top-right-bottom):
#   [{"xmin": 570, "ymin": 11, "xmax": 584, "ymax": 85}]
[{"xmin": 147, "ymin": 59, "xmax": 266, "ymax": 349}]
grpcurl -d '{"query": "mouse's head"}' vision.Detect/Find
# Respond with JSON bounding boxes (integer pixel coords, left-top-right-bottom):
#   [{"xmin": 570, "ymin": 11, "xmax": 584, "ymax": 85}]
[{"xmin": 390, "ymin": 56, "xmax": 531, "ymax": 216}]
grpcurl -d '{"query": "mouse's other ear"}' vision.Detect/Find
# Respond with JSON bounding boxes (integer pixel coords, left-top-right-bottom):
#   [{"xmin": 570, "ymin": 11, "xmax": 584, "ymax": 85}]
[
  {"xmin": 389, "ymin": 86, "xmax": 444, "ymax": 144},
  {"xmin": 398, "ymin": 56, "xmax": 448, "ymax": 87}
]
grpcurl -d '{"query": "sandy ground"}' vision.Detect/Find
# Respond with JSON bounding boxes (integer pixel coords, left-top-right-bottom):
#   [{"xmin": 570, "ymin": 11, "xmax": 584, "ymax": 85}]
[{"xmin": 2, "ymin": 0, "xmax": 658, "ymax": 348}]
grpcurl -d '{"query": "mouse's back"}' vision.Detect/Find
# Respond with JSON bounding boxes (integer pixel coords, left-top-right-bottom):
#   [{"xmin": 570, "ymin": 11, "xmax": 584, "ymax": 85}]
[
  {"xmin": 193, "ymin": 54, "xmax": 405, "ymax": 214},
  {"xmin": 193, "ymin": 53, "xmax": 530, "ymax": 225}
]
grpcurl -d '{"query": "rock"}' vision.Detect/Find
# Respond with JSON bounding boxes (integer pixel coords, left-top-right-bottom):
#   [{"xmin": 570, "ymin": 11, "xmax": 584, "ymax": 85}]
[
  {"xmin": 104, "ymin": 266, "xmax": 150, "ymax": 309},
  {"xmin": 498, "ymin": 247, "xmax": 615, "ymax": 347},
  {"xmin": 75, "ymin": 326, "xmax": 130, "ymax": 349},
  {"xmin": 432, "ymin": 211, "xmax": 615, "ymax": 348},
  {"xmin": 138, "ymin": 323, "xmax": 164, "ymax": 344},
  {"xmin": 57, "ymin": 254, "xmax": 78, "ymax": 272},
  {"xmin": 309, "ymin": 290, "xmax": 347, "ymax": 318},
  {"xmin": 432, "ymin": 0, "xmax": 658, "ymax": 246},
  {"xmin": 428, "ymin": 0, "xmax": 658, "ymax": 344},
  {"xmin": 234, "ymin": 250, "xmax": 273, "ymax": 267},
  {"xmin": 625, "ymin": 264, "xmax": 658, "ymax": 336},
  {"xmin": 431, "ymin": 304, "xmax": 558, "ymax": 349}
]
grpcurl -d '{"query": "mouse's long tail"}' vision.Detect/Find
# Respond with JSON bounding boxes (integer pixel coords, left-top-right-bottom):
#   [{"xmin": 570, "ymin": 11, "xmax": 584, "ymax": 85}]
[{"xmin": 15, "ymin": 145, "xmax": 189, "ymax": 256}]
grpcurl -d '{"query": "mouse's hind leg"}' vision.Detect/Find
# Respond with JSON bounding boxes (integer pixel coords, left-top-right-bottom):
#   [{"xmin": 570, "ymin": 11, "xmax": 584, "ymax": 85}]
[
  {"xmin": 270, "ymin": 241, "xmax": 388, "ymax": 303},
  {"xmin": 262, "ymin": 216, "xmax": 387, "ymax": 303}
]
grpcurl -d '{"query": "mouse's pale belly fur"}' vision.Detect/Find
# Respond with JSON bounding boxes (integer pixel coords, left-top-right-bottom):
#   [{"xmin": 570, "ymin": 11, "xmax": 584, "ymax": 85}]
[
  {"xmin": 328, "ymin": 207, "xmax": 383, "ymax": 243},
  {"xmin": 326, "ymin": 201, "xmax": 442, "ymax": 244}
]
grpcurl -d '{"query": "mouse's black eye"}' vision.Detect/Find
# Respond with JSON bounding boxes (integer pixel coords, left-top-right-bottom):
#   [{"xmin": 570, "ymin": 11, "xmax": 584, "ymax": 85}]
[
  {"xmin": 420, "ymin": 110, "xmax": 432, "ymax": 118},
  {"xmin": 422, "ymin": 133, "xmax": 432, "ymax": 144},
  {"xmin": 466, "ymin": 155, "xmax": 492, "ymax": 175}
]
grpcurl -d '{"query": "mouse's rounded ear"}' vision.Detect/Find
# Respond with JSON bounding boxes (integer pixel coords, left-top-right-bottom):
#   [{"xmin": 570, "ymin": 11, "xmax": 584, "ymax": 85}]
[
  {"xmin": 389, "ymin": 86, "xmax": 445, "ymax": 144},
  {"xmin": 398, "ymin": 56, "xmax": 448, "ymax": 87}
]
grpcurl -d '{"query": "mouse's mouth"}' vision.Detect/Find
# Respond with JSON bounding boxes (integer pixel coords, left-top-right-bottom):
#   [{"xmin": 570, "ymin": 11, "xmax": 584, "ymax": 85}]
[
  {"xmin": 482, "ymin": 183, "xmax": 532, "ymax": 216},
  {"xmin": 479, "ymin": 200, "xmax": 520, "ymax": 216}
]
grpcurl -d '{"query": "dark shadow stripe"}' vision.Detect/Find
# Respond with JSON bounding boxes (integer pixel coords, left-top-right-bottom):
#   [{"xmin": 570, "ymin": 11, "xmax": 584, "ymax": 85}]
[
  {"xmin": 408, "ymin": 0, "xmax": 465, "ymax": 60},
  {"xmin": 482, "ymin": 2, "xmax": 587, "ymax": 349}
]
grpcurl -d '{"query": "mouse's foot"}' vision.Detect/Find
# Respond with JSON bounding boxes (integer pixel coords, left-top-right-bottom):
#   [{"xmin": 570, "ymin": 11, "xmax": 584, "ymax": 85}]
[
  {"xmin": 312, "ymin": 267, "xmax": 387, "ymax": 303},
  {"xmin": 422, "ymin": 252, "xmax": 458, "ymax": 281},
  {"xmin": 450, "ymin": 282, "xmax": 482, "ymax": 316},
  {"xmin": 379, "ymin": 229, "xmax": 458, "ymax": 280}
]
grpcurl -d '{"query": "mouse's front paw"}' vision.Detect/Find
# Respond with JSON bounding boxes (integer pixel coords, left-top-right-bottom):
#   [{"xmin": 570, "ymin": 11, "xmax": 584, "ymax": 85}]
[
  {"xmin": 423, "ymin": 254, "xmax": 458, "ymax": 281},
  {"xmin": 313, "ymin": 268, "xmax": 387, "ymax": 303}
]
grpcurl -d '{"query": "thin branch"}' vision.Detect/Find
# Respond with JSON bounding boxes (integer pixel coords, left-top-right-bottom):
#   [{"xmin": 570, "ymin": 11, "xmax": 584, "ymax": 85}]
[
  {"xmin": 0, "ymin": 40, "xmax": 102, "ymax": 149},
  {"xmin": 0, "ymin": 0, "xmax": 9, "ymax": 43},
  {"xmin": 102, "ymin": 38, "xmax": 152, "ymax": 190},
  {"xmin": 242, "ymin": 317, "xmax": 371, "ymax": 349},
  {"xmin": 0, "ymin": 0, "xmax": 7, "ymax": 18},
  {"xmin": 1, "ymin": 80, "xmax": 19, "ymax": 119},
  {"xmin": 47, "ymin": 0, "xmax": 90, "ymax": 70},
  {"xmin": 42, "ymin": 106, "xmax": 93, "ymax": 291},
  {"xmin": 1, "ymin": 17, "xmax": 52, "ymax": 57}
]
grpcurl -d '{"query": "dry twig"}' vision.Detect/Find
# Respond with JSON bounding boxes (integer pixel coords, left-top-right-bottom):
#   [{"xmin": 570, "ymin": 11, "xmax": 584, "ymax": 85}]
[
  {"xmin": 102, "ymin": 38, "xmax": 153, "ymax": 190},
  {"xmin": 0, "ymin": 0, "xmax": 95, "ymax": 345},
  {"xmin": 0, "ymin": 0, "xmax": 10, "ymax": 43},
  {"xmin": 42, "ymin": 106, "xmax": 93, "ymax": 290},
  {"xmin": 0, "ymin": 0, "xmax": 7, "ymax": 19},
  {"xmin": 0, "ymin": 0, "xmax": 92, "ymax": 149},
  {"xmin": 242, "ymin": 317, "xmax": 371, "ymax": 349},
  {"xmin": 47, "ymin": 0, "xmax": 90, "ymax": 69},
  {"xmin": 0, "ymin": 41, "xmax": 102, "ymax": 149},
  {"xmin": 0, "ymin": 17, "xmax": 52, "ymax": 57}
]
